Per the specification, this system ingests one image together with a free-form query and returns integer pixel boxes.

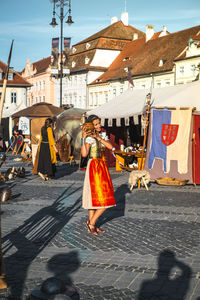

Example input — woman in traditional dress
[81,114,116,236]
[33,118,58,181]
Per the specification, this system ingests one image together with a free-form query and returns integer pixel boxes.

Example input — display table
[114,150,146,171]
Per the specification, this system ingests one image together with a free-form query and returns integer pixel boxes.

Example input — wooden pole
[0,40,14,290]
[0,40,14,124]
[138,93,151,189]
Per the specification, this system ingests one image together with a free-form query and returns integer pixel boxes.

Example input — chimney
[121,12,128,26]
[145,25,154,42]
[111,16,118,24]
[162,25,167,33]
[133,33,138,40]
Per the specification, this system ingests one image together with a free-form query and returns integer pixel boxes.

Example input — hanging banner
[51,38,59,74]
[19,117,30,135]
[63,37,71,74]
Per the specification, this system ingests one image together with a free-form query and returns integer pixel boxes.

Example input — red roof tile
[0,61,31,86]
[90,25,200,84]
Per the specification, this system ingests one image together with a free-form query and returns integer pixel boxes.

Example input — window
[43,96,45,102]
[142,84,146,89]
[0,72,2,80]
[179,66,184,76]
[120,87,123,94]
[85,57,90,64]
[8,72,13,80]
[90,93,93,106]
[0,92,1,99]
[95,93,98,106]
[70,94,73,105]
[156,82,161,88]
[104,92,108,103]
[43,81,45,90]
[165,81,170,86]
[113,89,116,98]
[11,92,17,104]
[191,65,196,76]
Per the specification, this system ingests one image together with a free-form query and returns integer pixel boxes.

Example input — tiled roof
[69,21,145,72]
[0,61,31,86]
[32,56,51,74]
[73,21,145,46]
[90,37,146,84]
[90,25,200,84]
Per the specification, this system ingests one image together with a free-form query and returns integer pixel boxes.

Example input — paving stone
[0,154,200,299]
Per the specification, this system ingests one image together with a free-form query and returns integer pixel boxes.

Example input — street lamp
[50,0,74,107]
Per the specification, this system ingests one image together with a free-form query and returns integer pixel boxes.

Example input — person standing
[33,118,58,181]
[81,114,116,236]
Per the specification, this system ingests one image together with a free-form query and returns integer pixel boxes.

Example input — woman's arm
[81,128,90,157]
[92,133,113,150]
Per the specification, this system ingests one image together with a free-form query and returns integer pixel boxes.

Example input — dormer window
[85,57,90,64]
[72,61,76,68]
[123,57,130,61]
[86,43,91,50]
[72,47,77,54]
[8,69,14,80]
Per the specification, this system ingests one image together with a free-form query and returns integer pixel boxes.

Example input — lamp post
[50,0,74,108]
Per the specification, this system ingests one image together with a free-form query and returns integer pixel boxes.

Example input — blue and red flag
[148,109,192,174]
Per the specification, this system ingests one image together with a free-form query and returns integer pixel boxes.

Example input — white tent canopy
[87,80,200,125]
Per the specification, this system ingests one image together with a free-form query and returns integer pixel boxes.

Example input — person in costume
[81,114,116,236]
[32,118,58,181]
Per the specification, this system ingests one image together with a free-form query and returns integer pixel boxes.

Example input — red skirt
[89,158,116,207]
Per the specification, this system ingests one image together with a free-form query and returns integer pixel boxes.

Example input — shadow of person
[31,251,80,299]
[54,163,79,179]
[137,249,191,300]
[98,183,131,227]
[2,184,82,300]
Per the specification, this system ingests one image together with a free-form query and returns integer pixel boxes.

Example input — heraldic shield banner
[147,109,192,174]
[161,124,179,146]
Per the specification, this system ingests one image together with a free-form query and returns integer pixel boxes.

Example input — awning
[87,80,200,126]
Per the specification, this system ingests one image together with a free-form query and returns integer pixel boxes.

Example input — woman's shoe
[85,221,98,236]
[38,172,46,181]
[96,227,105,234]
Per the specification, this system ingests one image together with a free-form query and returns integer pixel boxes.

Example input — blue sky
[0,0,199,71]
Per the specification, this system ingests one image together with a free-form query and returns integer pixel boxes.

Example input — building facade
[54,13,145,108]
[0,60,31,140]
[21,57,55,107]
[88,25,200,109]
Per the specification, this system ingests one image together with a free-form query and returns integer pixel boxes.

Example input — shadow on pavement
[99,183,131,227]
[2,184,82,300]
[137,249,192,300]
[54,163,80,179]
[29,251,80,299]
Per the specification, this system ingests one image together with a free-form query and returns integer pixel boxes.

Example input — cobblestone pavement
[0,155,200,299]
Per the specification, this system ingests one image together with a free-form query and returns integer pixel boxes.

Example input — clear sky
[0,0,199,71]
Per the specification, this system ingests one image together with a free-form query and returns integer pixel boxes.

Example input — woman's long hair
[41,118,53,140]
[86,115,100,123]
